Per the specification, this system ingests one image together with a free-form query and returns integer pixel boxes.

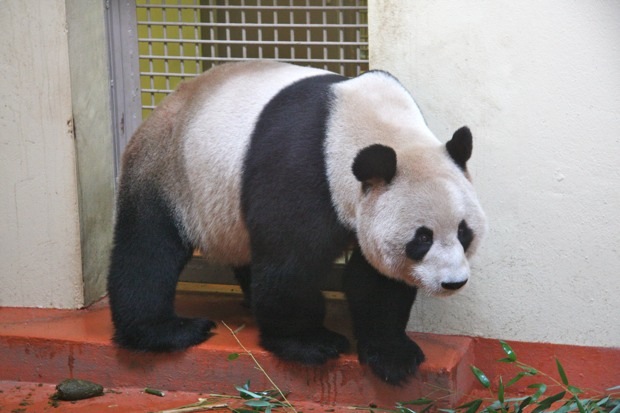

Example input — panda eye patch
[406,227,434,261]
[458,220,474,252]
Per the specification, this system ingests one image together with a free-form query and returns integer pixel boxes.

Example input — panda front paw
[260,327,350,365]
[358,336,425,385]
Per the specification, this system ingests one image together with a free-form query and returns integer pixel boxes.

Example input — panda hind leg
[344,248,424,385]
[233,266,252,309]
[108,186,215,352]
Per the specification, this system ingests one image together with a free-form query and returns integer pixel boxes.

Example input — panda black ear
[352,144,397,187]
[446,126,473,171]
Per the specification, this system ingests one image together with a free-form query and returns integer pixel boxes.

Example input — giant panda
[108,60,487,385]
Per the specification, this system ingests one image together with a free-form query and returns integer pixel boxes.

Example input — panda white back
[175,61,330,265]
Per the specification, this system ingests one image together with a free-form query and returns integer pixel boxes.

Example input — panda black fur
[108,61,487,385]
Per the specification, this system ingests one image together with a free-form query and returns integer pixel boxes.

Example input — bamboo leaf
[567,385,583,395]
[596,396,610,407]
[532,391,567,413]
[456,399,483,409]
[527,383,547,401]
[235,385,264,400]
[400,398,434,406]
[553,401,575,413]
[420,404,435,413]
[541,390,566,405]
[556,358,569,385]
[452,399,482,411]
[256,389,289,400]
[456,399,483,413]
[506,372,526,387]
[607,385,620,391]
[516,396,532,413]
[574,396,586,413]
[465,399,483,413]
[244,400,272,408]
[580,398,593,408]
[144,387,166,397]
[470,366,491,388]
[228,353,240,361]
[503,397,530,404]
[498,377,505,404]
[499,341,517,362]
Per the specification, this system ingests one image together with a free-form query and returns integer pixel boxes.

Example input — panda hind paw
[114,316,216,352]
[359,337,426,386]
[260,327,350,365]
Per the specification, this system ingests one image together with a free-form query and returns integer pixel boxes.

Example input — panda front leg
[344,248,425,385]
[107,186,215,352]
[250,260,350,365]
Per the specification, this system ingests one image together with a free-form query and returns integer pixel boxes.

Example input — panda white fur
[108,60,487,385]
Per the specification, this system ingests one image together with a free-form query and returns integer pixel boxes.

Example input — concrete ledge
[0,292,475,407]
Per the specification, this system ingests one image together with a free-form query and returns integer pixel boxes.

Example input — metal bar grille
[136,0,369,117]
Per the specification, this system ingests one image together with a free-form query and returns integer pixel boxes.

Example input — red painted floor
[0,380,366,413]
[0,290,618,412]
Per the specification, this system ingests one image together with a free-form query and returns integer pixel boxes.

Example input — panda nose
[441,280,468,290]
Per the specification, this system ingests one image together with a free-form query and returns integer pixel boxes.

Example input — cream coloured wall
[369,1,620,347]
[0,1,84,308]
[0,0,114,308]
[66,0,116,306]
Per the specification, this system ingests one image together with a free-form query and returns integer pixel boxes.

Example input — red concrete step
[0,291,476,408]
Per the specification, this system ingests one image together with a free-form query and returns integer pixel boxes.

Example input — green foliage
[393,341,619,413]
[470,366,492,389]
[232,380,293,413]
[498,341,517,363]
[228,352,241,361]
[556,359,569,386]
[169,336,617,413]
[225,341,618,413]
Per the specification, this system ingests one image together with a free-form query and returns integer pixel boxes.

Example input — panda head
[352,126,487,296]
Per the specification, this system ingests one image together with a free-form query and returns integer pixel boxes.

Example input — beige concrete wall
[66,0,116,306]
[0,1,84,308]
[369,1,620,347]
[0,0,114,308]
